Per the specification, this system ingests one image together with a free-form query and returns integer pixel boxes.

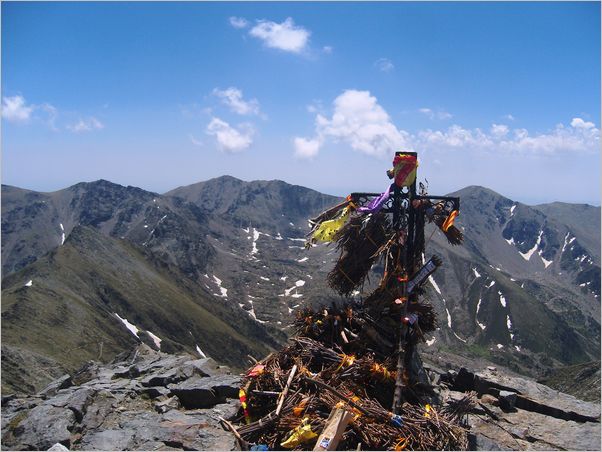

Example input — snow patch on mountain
[519,230,543,261]
[115,313,139,338]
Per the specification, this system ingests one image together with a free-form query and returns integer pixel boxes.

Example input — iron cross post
[351,151,460,414]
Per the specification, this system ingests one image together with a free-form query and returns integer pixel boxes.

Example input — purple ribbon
[357,184,392,213]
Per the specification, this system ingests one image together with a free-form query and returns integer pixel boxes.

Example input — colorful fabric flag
[392,154,418,187]
[357,184,392,214]
[311,206,352,243]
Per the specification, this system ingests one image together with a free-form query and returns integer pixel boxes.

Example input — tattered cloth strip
[310,205,353,243]
[357,184,392,214]
[392,154,418,188]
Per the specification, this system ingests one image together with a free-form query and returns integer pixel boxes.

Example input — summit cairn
[229,152,473,450]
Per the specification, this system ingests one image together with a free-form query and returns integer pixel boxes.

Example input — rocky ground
[1,344,600,451]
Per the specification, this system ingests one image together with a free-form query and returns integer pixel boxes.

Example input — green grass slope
[1,226,280,394]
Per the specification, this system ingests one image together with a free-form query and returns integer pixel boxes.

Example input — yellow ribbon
[311,206,352,243]
[336,353,355,371]
[280,418,318,448]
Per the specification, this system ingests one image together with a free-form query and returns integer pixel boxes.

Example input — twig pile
[229,310,475,450]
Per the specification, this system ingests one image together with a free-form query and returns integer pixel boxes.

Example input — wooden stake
[312,407,354,451]
[275,364,297,416]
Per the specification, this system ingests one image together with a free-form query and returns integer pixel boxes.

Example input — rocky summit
[1,344,241,451]
[1,344,599,451]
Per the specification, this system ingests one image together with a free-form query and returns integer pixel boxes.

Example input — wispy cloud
[67,117,104,133]
[249,17,310,54]
[212,87,260,116]
[374,58,394,72]
[417,118,599,154]
[1,95,34,122]
[322,45,333,54]
[189,134,203,147]
[419,107,453,120]
[294,89,410,159]
[503,114,516,121]
[294,90,599,159]
[206,117,254,152]
[229,16,249,29]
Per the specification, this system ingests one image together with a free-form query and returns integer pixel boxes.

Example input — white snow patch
[505,237,515,246]
[510,204,516,216]
[115,313,140,338]
[280,276,288,281]
[289,222,295,226]
[242,227,250,233]
[506,315,513,331]
[291,293,303,298]
[24,280,33,287]
[496,344,504,349]
[147,331,162,349]
[288,246,305,250]
[260,276,270,281]
[475,298,486,330]
[144,225,148,228]
[519,230,543,261]
[295,280,306,287]
[486,280,495,289]
[498,291,507,308]
[445,306,452,328]
[426,337,436,346]
[429,276,442,295]
[539,253,553,268]
[351,290,360,297]
[196,345,207,358]
[59,223,65,245]
[275,233,283,240]
[297,257,309,263]
[288,238,306,242]
[251,228,261,255]
[212,275,228,297]
[472,268,481,278]
[561,232,570,253]
[514,345,521,352]
[453,331,467,343]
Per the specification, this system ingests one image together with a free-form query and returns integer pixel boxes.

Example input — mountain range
[2,176,600,394]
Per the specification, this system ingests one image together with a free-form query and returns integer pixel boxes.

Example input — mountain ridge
[2,176,599,394]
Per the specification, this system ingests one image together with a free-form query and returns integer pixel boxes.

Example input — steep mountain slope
[1,226,279,394]
[2,177,599,383]
[421,186,600,375]
[2,180,214,279]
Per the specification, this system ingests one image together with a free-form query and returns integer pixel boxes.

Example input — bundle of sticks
[228,328,476,451]
[327,212,395,297]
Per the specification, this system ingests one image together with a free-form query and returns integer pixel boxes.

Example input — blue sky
[2,1,600,205]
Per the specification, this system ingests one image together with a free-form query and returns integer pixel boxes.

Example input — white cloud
[417,118,599,155]
[374,58,394,72]
[322,45,333,54]
[296,89,411,159]
[67,117,104,133]
[294,137,322,159]
[249,17,310,53]
[419,107,453,120]
[189,134,203,147]
[491,124,509,137]
[2,95,34,122]
[206,117,254,152]
[212,87,260,116]
[229,16,249,29]
[570,117,595,130]
[503,114,516,121]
